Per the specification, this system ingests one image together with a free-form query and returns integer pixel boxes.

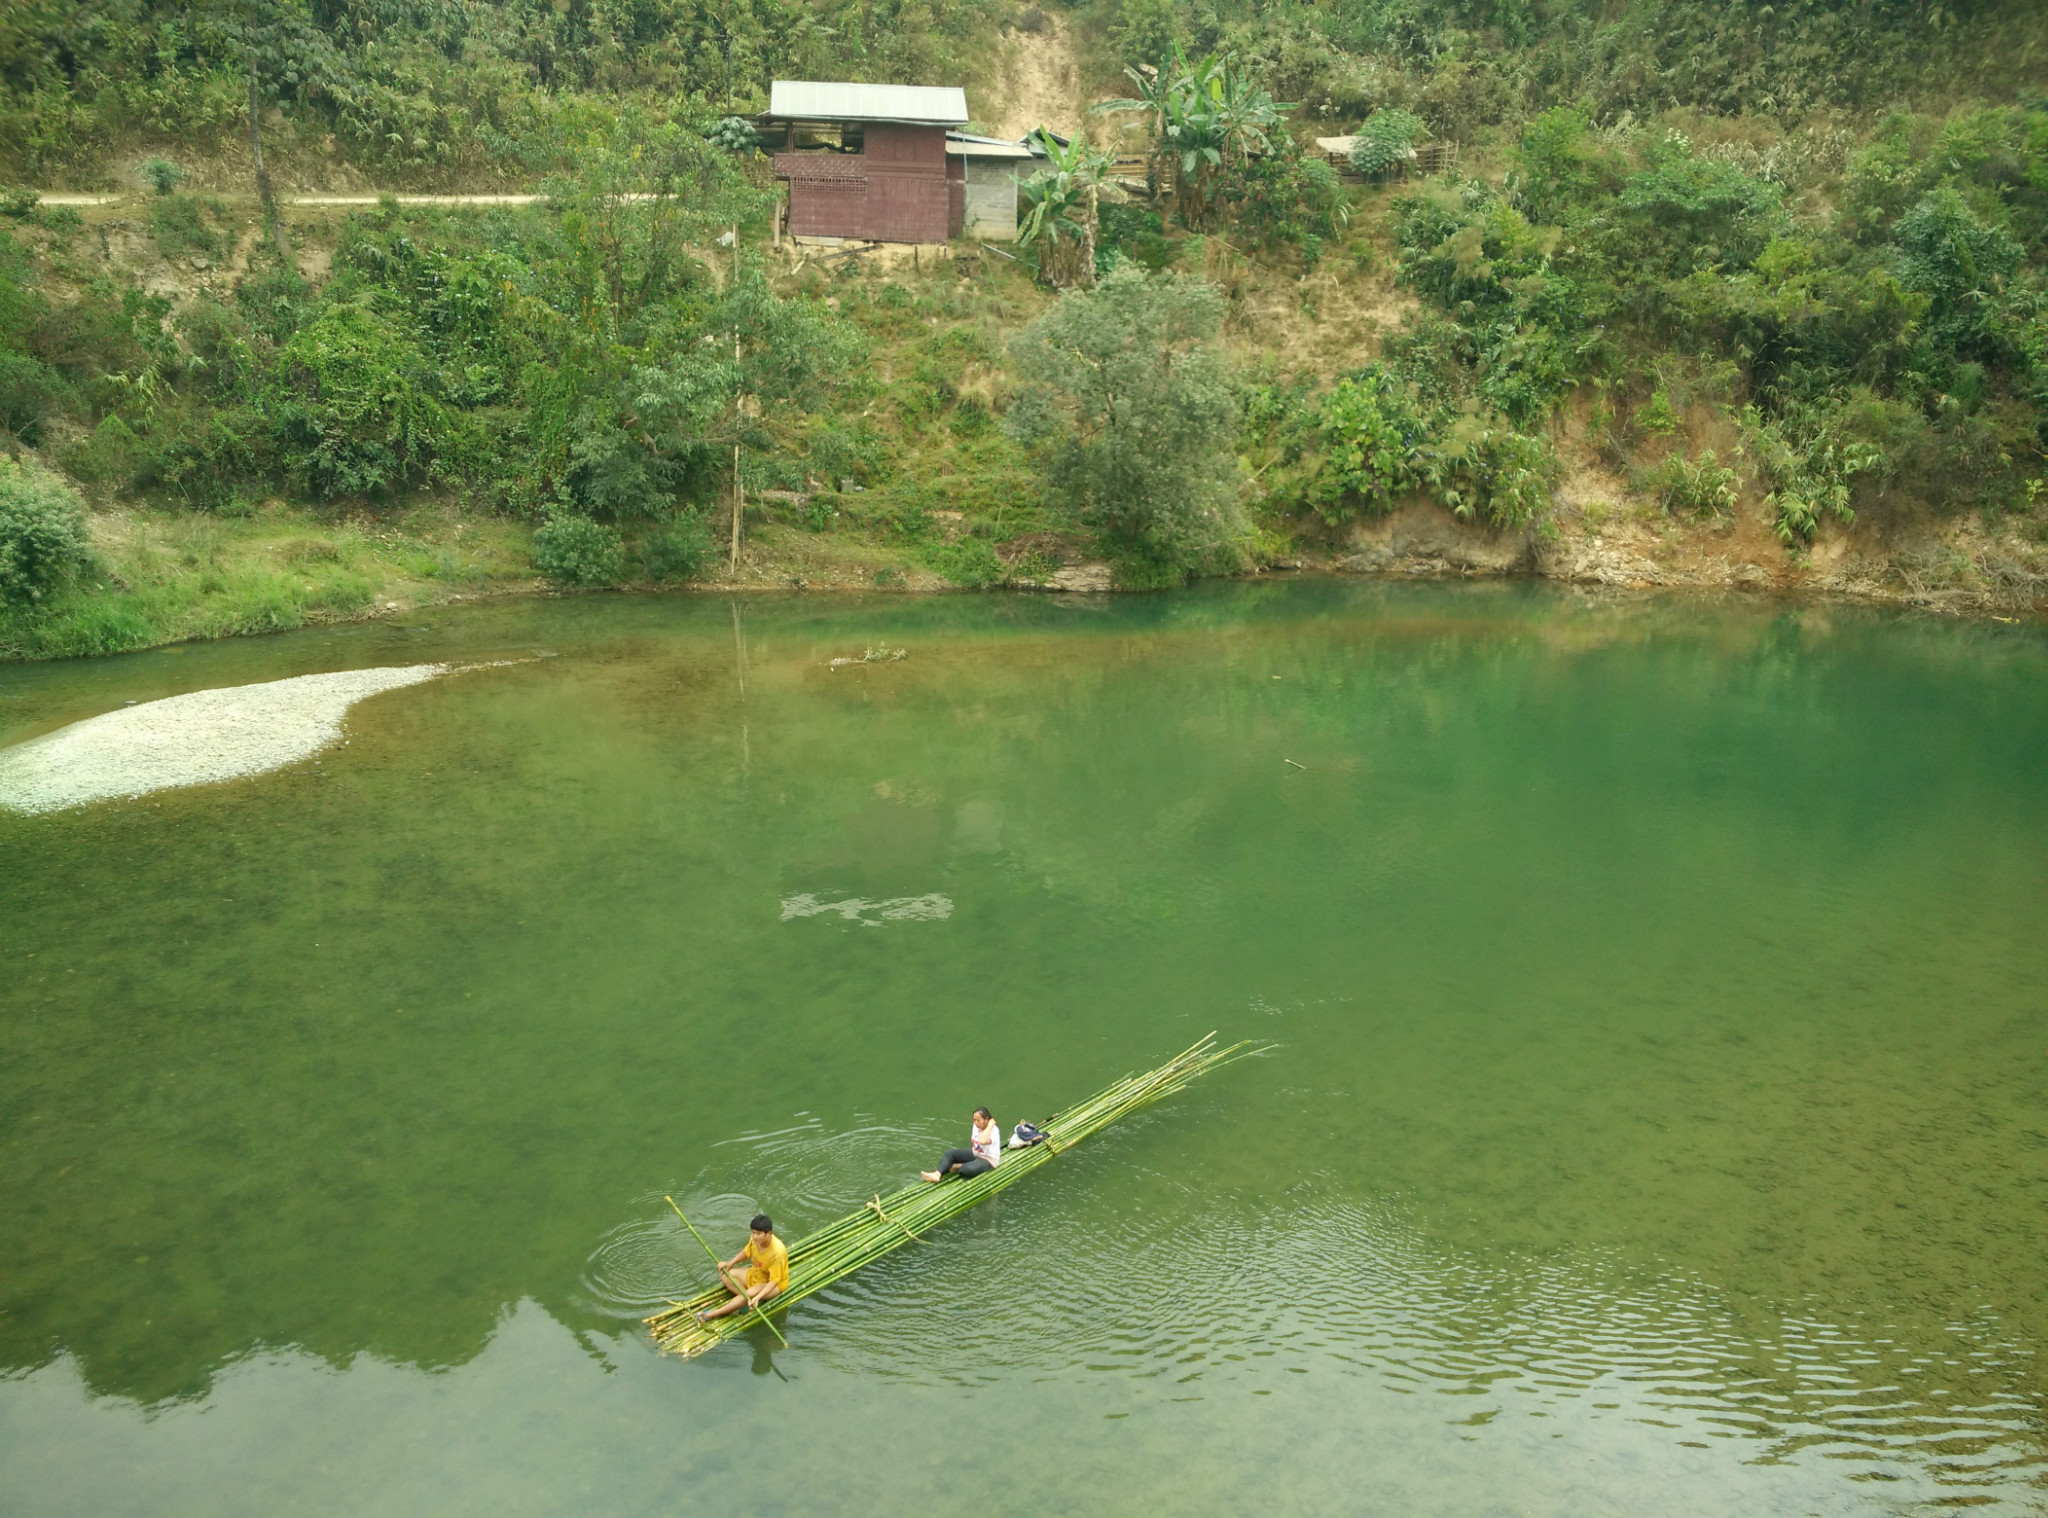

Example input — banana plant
[1018,131,1113,287]
[1094,54,1190,197]
[1100,46,1292,230]
[1160,54,1228,229]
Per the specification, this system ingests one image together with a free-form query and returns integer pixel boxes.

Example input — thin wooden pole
[730,439,742,573]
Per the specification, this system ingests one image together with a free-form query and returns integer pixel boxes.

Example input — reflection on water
[6,1200,2037,1516]
[1,582,2043,1515]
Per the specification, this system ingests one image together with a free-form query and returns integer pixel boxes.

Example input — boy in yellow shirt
[699,1213,788,1323]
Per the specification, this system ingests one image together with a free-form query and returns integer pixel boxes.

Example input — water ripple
[592,1159,2044,1506]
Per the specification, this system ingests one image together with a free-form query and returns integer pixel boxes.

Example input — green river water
[1,581,2043,1516]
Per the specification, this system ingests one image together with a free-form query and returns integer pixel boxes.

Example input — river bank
[5,486,2038,664]
[0,175,2039,667]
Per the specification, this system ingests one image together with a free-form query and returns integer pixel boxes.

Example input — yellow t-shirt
[745,1234,789,1291]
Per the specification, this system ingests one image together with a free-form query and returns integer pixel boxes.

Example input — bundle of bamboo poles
[647,1033,1264,1357]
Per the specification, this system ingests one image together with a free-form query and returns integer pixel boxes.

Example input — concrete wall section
[963,173,1017,240]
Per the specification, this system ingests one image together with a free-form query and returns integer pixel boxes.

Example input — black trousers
[936,1147,992,1178]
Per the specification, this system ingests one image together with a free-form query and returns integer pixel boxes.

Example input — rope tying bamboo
[865,1194,926,1243]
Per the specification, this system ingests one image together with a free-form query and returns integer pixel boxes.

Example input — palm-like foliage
[1096,57,1179,197]
[1097,46,1290,230]
[1018,131,1112,287]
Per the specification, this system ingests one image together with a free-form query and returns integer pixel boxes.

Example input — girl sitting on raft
[922,1107,1001,1182]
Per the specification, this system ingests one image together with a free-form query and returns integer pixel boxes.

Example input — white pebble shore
[0,664,459,815]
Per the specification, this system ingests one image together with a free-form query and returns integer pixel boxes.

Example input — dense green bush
[1292,367,1559,531]
[1005,266,1245,575]
[640,515,713,581]
[0,456,93,606]
[1350,110,1424,177]
[1096,205,1181,273]
[532,513,624,587]
[1645,449,1740,518]
[271,304,457,498]
[151,196,228,261]
[1306,369,1430,521]
[922,533,1006,587]
[1218,144,1347,261]
[137,157,186,196]
[1893,188,2024,360]
[0,349,64,445]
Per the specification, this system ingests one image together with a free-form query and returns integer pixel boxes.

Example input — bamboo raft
[647,1033,1264,1357]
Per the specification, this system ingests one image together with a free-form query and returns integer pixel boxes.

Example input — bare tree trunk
[729,301,743,575]
[248,70,292,263]
[1081,183,1098,287]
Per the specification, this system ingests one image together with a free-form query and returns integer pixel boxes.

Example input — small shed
[1314,134,1460,182]
[947,132,1043,241]
[764,80,970,244]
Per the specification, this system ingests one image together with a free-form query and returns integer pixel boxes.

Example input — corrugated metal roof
[769,81,969,125]
[946,132,1034,158]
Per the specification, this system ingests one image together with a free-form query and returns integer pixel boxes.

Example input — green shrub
[567,412,685,519]
[1350,111,1424,177]
[1218,145,1348,256]
[236,256,312,345]
[0,349,65,445]
[1893,187,2024,360]
[140,407,265,510]
[533,512,624,587]
[151,196,223,261]
[1645,449,1739,518]
[1635,390,1679,434]
[1433,414,1557,530]
[138,157,186,195]
[1308,368,1429,521]
[59,413,143,483]
[271,304,453,498]
[641,515,713,581]
[1619,144,1783,273]
[1515,107,1617,221]
[1097,204,1180,273]
[922,534,1005,587]
[1743,399,1890,547]
[0,456,93,606]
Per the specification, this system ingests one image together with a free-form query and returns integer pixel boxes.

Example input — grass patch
[0,502,535,661]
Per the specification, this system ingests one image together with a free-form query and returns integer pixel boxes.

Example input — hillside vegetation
[1,0,2045,656]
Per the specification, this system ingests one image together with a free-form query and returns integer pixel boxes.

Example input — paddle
[666,1195,790,1348]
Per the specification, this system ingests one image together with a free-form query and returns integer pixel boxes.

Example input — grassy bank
[0,497,538,660]
[1,0,2045,662]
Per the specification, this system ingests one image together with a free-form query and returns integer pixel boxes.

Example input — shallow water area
[1,582,2044,1516]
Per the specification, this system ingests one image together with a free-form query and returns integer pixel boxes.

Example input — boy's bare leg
[698,1266,752,1321]
[699,1279,780,1323]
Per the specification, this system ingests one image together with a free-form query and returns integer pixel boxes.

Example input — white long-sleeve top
[971,1118,1002,1168]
